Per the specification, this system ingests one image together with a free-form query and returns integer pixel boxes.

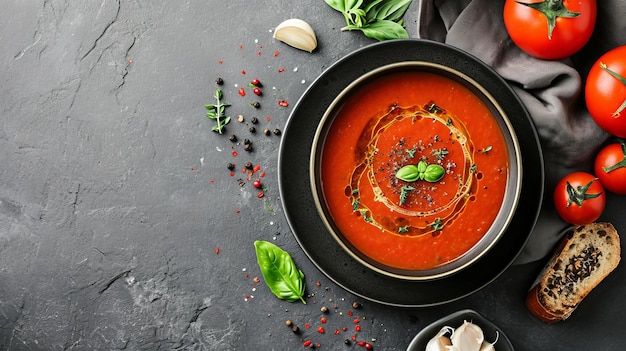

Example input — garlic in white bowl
[425,320,498,351]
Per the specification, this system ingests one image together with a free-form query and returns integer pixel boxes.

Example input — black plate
[406,309,514,350]
[278,39,544,307]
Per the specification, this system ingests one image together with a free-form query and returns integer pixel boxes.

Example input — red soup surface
[319,70,510,271]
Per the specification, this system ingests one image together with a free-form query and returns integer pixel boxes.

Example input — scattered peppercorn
[292,326,300,334]
[251,117,258,124]
[229,134,237,142]
[263,128,271,136]
[344,339,351,345]
[365,342,373,350]
[320,306,328,313]
[249,126,256,133]
[285,320,293,327]
[244,162,253,169]
[253,179,262,188]
[251,78,262,87]
[227,163,235,171]
[250,101,261,108]
[237,114,245,123]
[273,128,282,136]
[253,87,262,96]
[244,138,251,145]
[352,301,361,309]
[215,77,224,85]
[244,143,253,152]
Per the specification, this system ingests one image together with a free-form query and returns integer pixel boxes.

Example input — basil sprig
[396,161,445,183]
[324,0,412,41]
[254,240,306,304]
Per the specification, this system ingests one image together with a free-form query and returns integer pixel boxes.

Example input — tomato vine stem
[516,0,580,39]
[565,178,602,207]
[600,62,626,118]
[602,140,626,173]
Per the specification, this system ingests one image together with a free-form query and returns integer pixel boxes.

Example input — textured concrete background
[1,1,625,350]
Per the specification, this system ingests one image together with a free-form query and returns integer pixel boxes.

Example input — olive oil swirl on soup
[320,71,510,270]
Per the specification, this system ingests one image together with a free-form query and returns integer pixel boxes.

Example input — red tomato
[503,0,596,60]
[594,141,626,194]
[585,45,626,138]
[553,172,605,225]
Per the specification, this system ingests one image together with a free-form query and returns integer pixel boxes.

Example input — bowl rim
[309,61,523,281]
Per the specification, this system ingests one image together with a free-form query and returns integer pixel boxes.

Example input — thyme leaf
[205,88,231,134]
[399,185,415,206]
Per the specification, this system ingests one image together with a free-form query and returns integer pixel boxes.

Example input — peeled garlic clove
[479,340,496,351]
[425,326,454,351]
[273,18,317,52]
[450,321,484,351]
[425,335,452,351]
[479,330,499,351]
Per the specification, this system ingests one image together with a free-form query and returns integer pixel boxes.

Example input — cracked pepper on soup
[319,69,510,271]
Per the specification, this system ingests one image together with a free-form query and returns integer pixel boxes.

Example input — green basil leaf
[345,0,361,11]
[325,0,345,12]
[359,20,409,41]
[364,0,386,22]
[254,240,306,304]
[396,164,420,182]
[347,7,367,27]
[369,0,412,22]
[424,164,445,183]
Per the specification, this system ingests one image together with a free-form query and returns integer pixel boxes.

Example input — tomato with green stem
[503,0,596,60]
[585,45,626,138]
[554,172,605,225]
[594,140,626,195]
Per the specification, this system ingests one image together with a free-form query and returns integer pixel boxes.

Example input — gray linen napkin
[415,0,626,263]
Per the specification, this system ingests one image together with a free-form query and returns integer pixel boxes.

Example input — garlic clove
[425,326,454,351]
[479,330,499,351]
[450,321,484,351]
[479,340,496,351]
[273,18,317,53]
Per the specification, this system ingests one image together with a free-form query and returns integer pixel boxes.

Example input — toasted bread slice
[526,222,621,323]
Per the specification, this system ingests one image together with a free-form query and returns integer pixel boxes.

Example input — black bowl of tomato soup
[310,62,523,280]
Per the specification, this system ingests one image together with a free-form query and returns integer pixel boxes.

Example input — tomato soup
[317,67,513,272]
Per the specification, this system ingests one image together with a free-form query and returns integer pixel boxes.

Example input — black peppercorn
[229,134,237,142]
[243,138,251,145]
[251,117,258,124]
[250,101,260,109]
[291,326,300,334]
[273,128,282,136]
[244,162,253,169]
[244,143,253,152]
[227,163,235,171]
[249,126,256,133]
[263,128,271,136]
[215,77,224,85]
[352,301,361,309]
[344,339,351,345]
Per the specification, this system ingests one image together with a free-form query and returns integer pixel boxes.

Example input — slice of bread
[526,222,621,323]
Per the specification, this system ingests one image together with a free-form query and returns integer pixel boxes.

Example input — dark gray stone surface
[1,1,625,350]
